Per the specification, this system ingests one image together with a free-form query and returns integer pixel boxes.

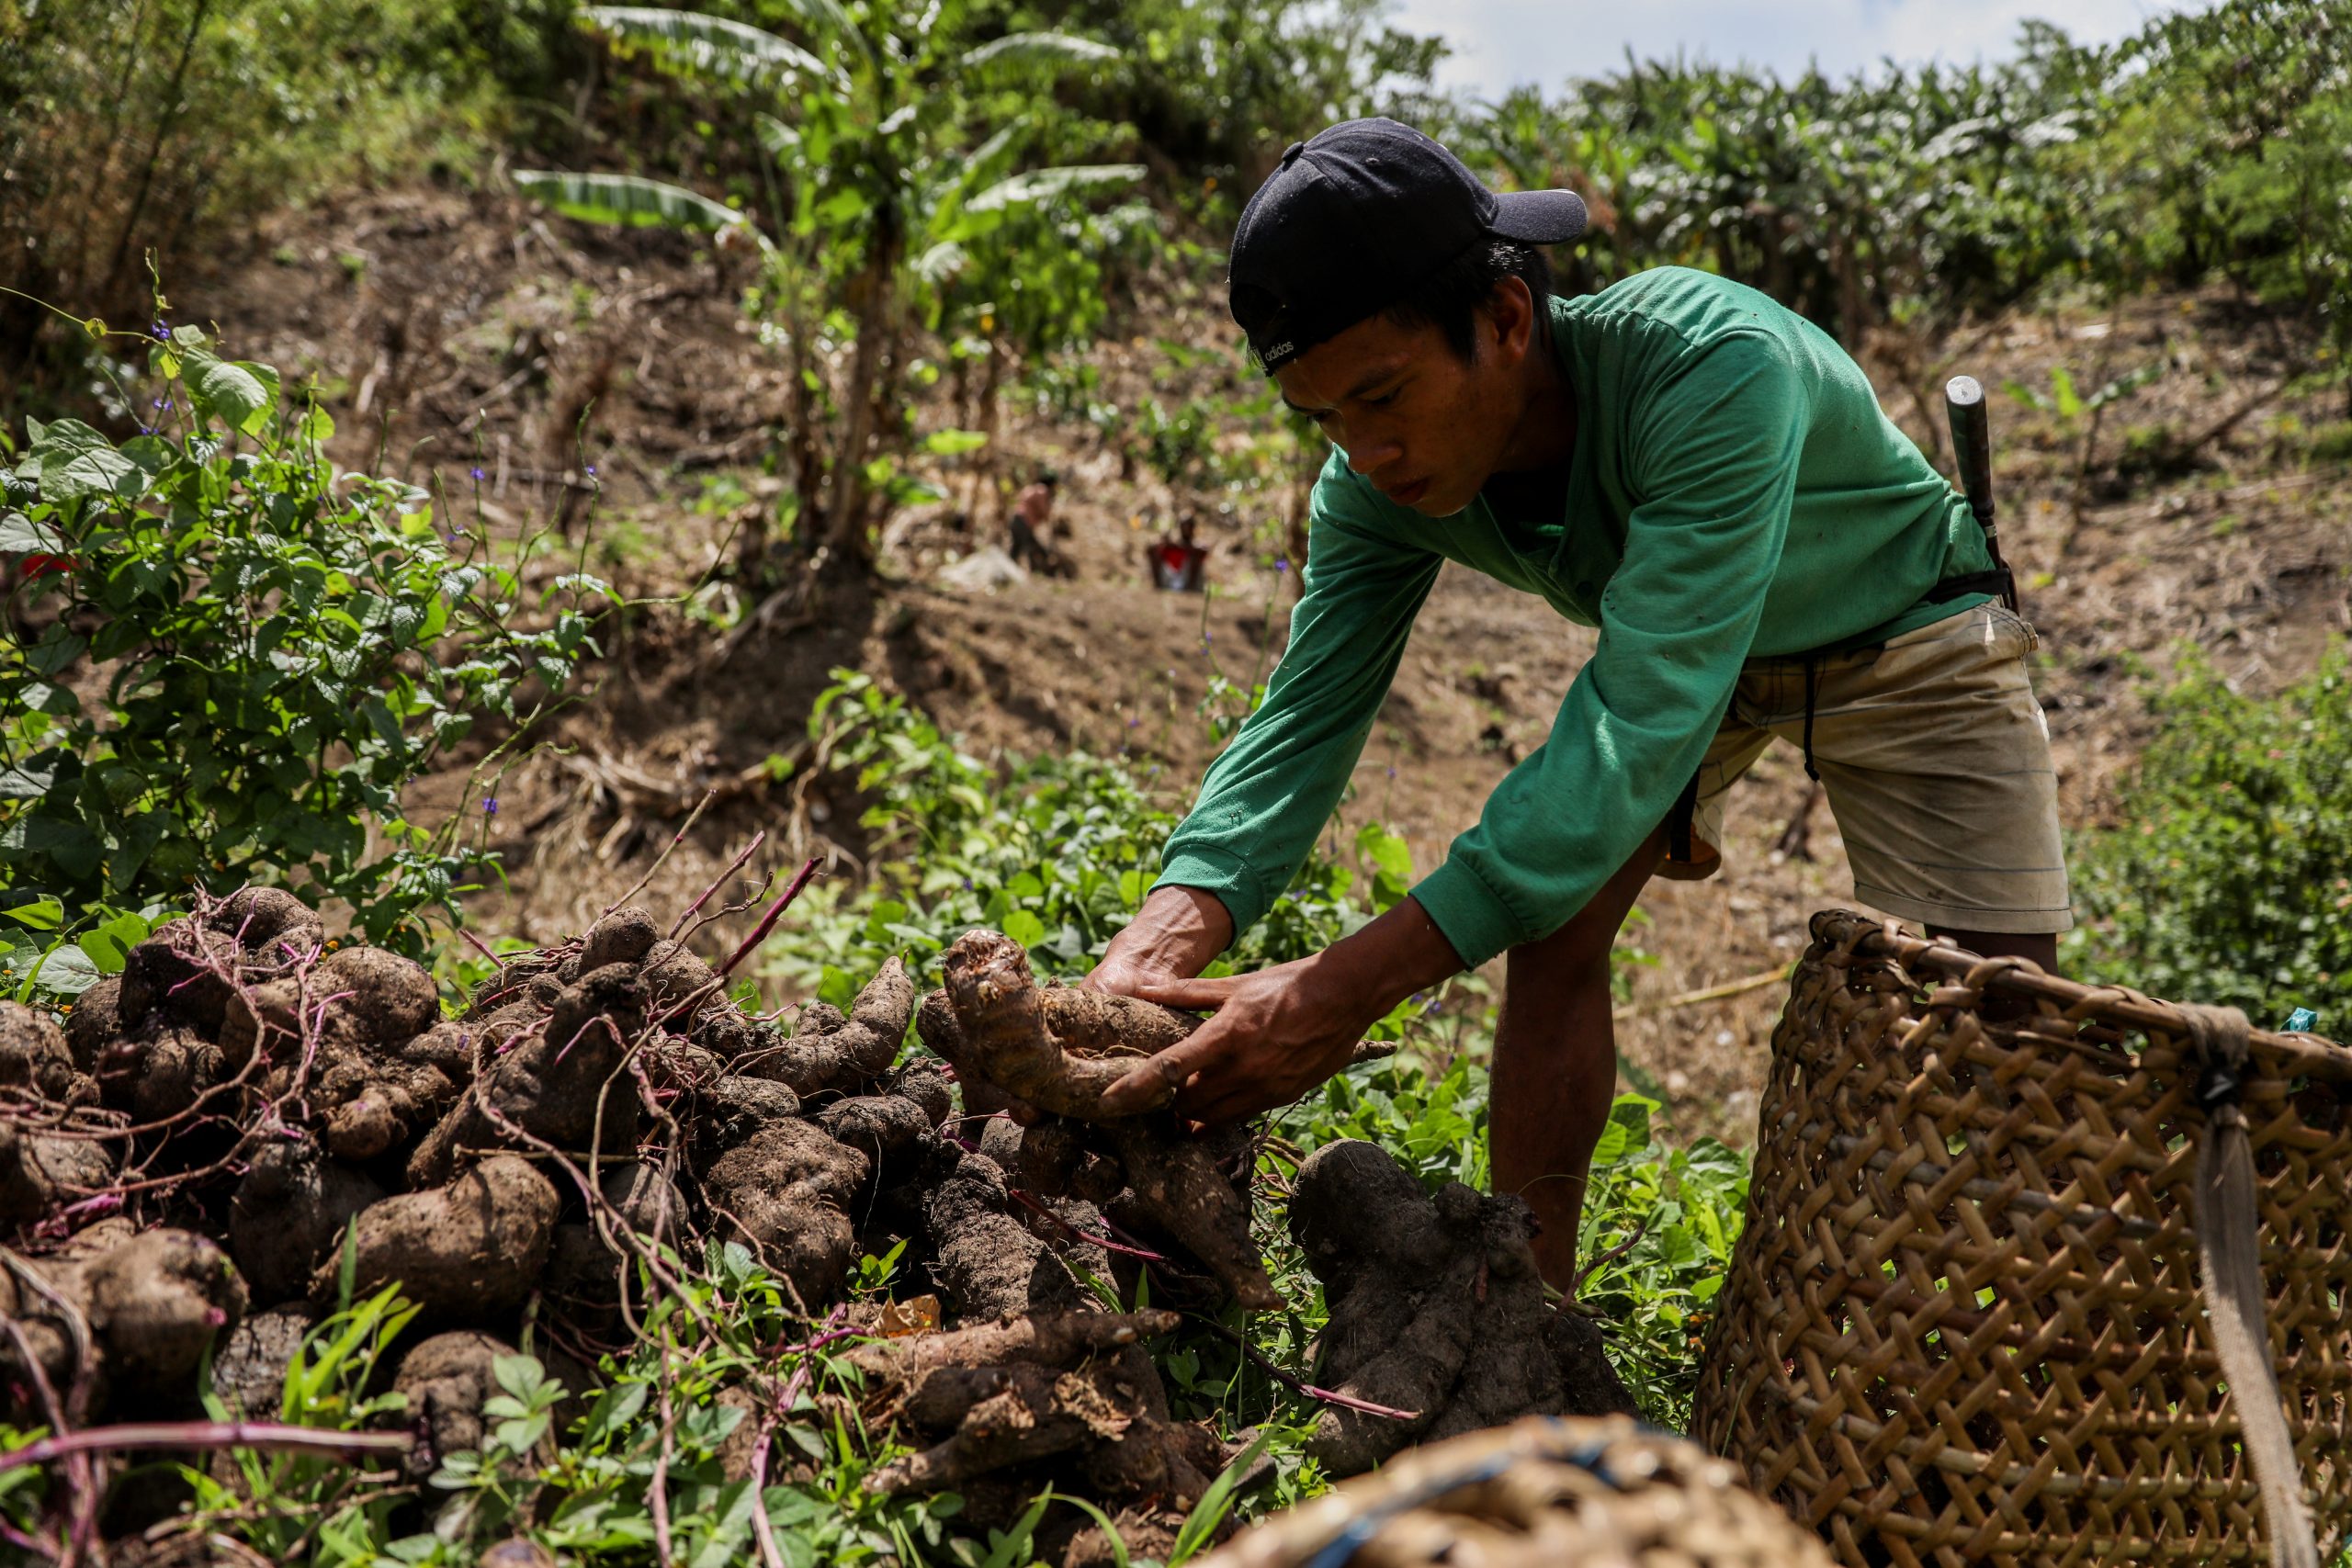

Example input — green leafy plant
[1574,1096,1748,1427]
[0,319,608,955]
[174,1282,421,1560]
[519,2,1147,578]
[425,1353,573,1542]
[2067,642,2352,1024]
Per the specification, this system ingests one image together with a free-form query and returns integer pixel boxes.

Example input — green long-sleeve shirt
[1154,265,1996,968]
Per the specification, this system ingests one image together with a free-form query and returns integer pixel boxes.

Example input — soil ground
[180,181,2352,1144]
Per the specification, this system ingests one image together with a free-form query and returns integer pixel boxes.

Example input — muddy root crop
[1284,1138,1636,1477]
[0,892,1616,1567]
[919,931,1280,1308]
[848,1307,1225,1557]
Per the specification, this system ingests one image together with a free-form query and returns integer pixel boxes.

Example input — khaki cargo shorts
[1660,600,2073,934]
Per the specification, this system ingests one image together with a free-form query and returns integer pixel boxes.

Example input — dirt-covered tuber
[1285,1139,1634,1476]
[739,955,916,1097]
[317,1155,559,1321]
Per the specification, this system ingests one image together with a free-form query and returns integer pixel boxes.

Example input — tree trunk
[966,335,1005,533]
[821,242,899,569]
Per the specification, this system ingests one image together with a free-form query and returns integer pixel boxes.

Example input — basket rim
[1811,909,2352,1085]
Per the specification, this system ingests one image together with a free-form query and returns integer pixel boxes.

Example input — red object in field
[17,553,74,581]
[1150,542,1206,592]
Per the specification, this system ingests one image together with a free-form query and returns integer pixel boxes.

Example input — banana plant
[516,2,1144,578]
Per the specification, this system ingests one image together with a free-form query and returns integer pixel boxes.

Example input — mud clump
[395,1330,524,1477]
[0,1227,248,1405]
[920,931,1279,1309]
[703,1121,870,1308]
[1284,1138,1635,1476]
[229,1139,386,1306]
[211,1304,315,1418]
[321,1155,560,1320]
[849,1310,1227,1558]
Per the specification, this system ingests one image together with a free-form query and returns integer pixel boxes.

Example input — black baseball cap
[1228,118,1588,372]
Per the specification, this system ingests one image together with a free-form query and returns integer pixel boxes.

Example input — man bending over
[1087,119,2068,1290]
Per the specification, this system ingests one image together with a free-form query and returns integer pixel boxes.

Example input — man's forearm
[1092,885,1235,986]
[1312,894,1464,1019]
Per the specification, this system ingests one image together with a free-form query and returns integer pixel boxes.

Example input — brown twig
[457,927,507,974]
[605,785,720,916]
[1182,1315,1419,1423]
[750,1304,847,1568]
[668,829,766,941]
[1611,964,1795,1021]
[0,1421,413,1473]
[1569,1217,1652,1298]
[715,856,822,981]
[650,1343,676,1568]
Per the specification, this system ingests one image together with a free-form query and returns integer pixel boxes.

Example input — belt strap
[1920,566,2017,607]
[2179,1003,2319,1568]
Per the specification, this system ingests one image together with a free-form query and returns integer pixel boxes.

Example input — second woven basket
[1693,910,2352,1567]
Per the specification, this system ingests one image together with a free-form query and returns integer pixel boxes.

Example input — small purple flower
[152,396,170,410]
[482,797,500,817]
[138,424,153,435]
[446,531,465,547]
[469,465,485,481]
[150,319,170,342]
[1274,558,1290,573]
[583,464,597,478]
[1385,766,1396,779]
[1126,716,1139,728]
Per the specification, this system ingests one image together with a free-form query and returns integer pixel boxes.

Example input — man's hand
[1095,896,1464,1122]
[1084,885,1234,997]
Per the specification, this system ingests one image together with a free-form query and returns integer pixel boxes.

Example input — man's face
[1272,299,1530,518]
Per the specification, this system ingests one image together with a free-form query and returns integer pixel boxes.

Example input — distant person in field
[1148,513,1210,592]
[1085,119,2065,1292]
[1009,468,1065,575]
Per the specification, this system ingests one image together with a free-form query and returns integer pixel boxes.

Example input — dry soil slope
[184,188,2352,1136]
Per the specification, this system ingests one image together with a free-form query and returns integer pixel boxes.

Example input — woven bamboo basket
[1200,1415,1838,1568]
[1692,910,2352,1567]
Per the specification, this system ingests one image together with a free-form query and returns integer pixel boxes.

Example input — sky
[1385,0,2219,98]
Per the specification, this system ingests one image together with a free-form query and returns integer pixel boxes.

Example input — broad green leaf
[911,240,967,284]
[754,113,802,158]
[491,1352,545,1401]
[0,511,64,552]
[27,419,144,504]
[922,428,988,456]
[958,30,1118,72]
[1001,908,1048,948]
[1,896,64,931]
[763,0,868,62]
[1355,823,1413,884]
[515,170,765,245]
[966,163,1144,213]
[24,942,100,997]
[78,911,151,976]
[0,758,61,797]
[580,6,831,85]
[186,350,279,436]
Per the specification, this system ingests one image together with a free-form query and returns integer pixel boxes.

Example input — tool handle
[1944,375,1998,548]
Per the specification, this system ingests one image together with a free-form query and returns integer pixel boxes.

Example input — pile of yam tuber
[0,892,1633,1562]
